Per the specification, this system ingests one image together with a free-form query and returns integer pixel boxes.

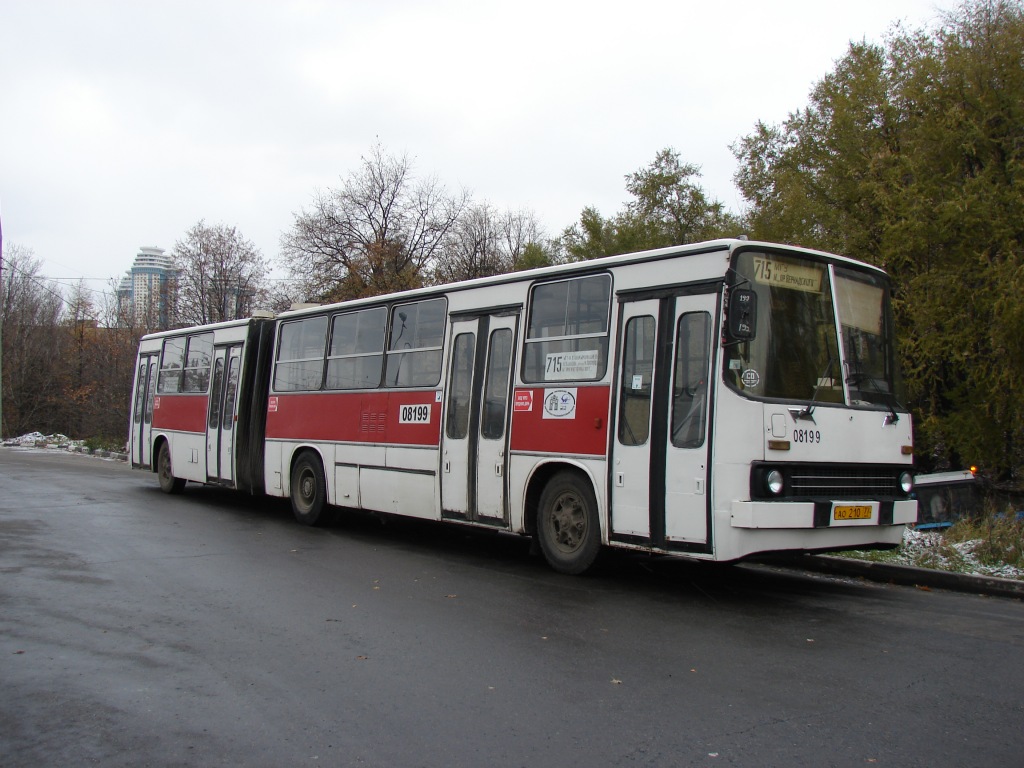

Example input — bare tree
[62,281,97,437]
[174,221,268,326]
[0,244,65,437]
[432,202,511,283]
[432,204,551,284]
[501,208,552,271]
[89,285,143,444]
[281,143,467,301]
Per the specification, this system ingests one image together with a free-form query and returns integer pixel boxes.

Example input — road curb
[0,445,128,462]
[782,554,1024,600]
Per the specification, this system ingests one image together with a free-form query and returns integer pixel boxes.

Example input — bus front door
[206,344,242,485]
[130,353,159,468]
[611,291,716,551]
[440,312,519,524]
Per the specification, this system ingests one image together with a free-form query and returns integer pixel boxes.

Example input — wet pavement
[3,448,1023,767]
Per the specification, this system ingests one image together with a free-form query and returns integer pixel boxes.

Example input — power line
[2,259,94,311]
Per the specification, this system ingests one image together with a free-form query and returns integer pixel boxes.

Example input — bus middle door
[441,312,518,524]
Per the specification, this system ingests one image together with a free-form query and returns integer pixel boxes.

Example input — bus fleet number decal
[793,428,822,444]
[399,404,432,424]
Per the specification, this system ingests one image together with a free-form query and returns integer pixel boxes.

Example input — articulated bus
[128,239,916,573]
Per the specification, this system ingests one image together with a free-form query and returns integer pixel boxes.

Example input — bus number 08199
[793,428,821,444]
[399,404,432,424]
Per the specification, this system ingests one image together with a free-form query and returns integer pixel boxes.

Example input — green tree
[561,148,740,261]
[733,0,1024,483]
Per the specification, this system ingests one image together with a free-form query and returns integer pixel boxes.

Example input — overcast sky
[1,0,950,303]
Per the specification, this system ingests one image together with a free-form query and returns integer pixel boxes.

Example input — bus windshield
[833,267,901,407]
[724,251,902,408]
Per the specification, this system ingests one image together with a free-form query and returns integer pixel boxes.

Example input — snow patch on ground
[2,432,84,449]
[1,432,125,459]
[877,527,1024,581]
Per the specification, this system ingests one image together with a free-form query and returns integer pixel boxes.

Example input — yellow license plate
[834,505,873,521]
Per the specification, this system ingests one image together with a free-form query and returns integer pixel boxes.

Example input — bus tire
[536,471,601,575]
[157,442,185,494]
[290,451,330,526]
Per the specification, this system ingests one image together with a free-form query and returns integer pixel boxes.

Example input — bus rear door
[206,344,243,484]
[131,353,159,468]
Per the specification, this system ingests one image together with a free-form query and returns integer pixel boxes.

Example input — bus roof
[140,239,888,333]
[139,315,268,342]
[274,238,888,321]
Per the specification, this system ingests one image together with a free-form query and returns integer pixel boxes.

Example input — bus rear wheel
[290,451,330,526]
[157,442,185,494]
[537,472,601,575]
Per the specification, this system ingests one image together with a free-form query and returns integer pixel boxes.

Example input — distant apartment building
[116,247,178,329]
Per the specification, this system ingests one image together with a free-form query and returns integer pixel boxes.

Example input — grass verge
[840,503,1024,580]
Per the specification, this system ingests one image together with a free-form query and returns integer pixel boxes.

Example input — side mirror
[727,289,757,340]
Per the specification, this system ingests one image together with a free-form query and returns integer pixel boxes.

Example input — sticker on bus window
[741,369,761,388]
[399,403,432,424]
[268,396,278,413]
[543,389,577,419]
[544,350,599,381]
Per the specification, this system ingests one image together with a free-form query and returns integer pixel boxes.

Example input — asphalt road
[2,448,1023,768]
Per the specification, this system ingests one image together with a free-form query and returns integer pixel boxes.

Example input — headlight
[766,469,785,496]
[899,471,914,494]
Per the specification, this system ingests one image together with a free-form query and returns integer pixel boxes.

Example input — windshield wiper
[794,357,834,423]
[846,370,901,424]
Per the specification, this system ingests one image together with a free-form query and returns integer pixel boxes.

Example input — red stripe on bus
[266,390,442,446]
[509,386,610,456]
[151,394,209,434]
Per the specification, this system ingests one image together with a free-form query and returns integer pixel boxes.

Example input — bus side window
[182,333,214,393]
[617,315,655,446]
[158,336,186,393]
[671,312,711,449]
[133,361,148,423]
[386,298,447,388]
[481,329,513,440]
[446,333,475,439]
[326,307,386,389]
[223,355,240,431]
[274,316,328,392]
[208,357,225,428]
[145,360,157,424]
[523,274,611,383]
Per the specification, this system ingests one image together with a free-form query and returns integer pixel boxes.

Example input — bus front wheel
[157,442,185,494]
[536,472,601,575]
[290,451,330,526]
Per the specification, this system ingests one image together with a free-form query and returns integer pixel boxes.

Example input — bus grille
[789,467,899,498]
[751,463,908,500]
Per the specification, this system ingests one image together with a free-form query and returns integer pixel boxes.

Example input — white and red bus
[129,239,917,573]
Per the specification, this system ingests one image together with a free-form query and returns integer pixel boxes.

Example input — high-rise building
[116,247,178,329]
